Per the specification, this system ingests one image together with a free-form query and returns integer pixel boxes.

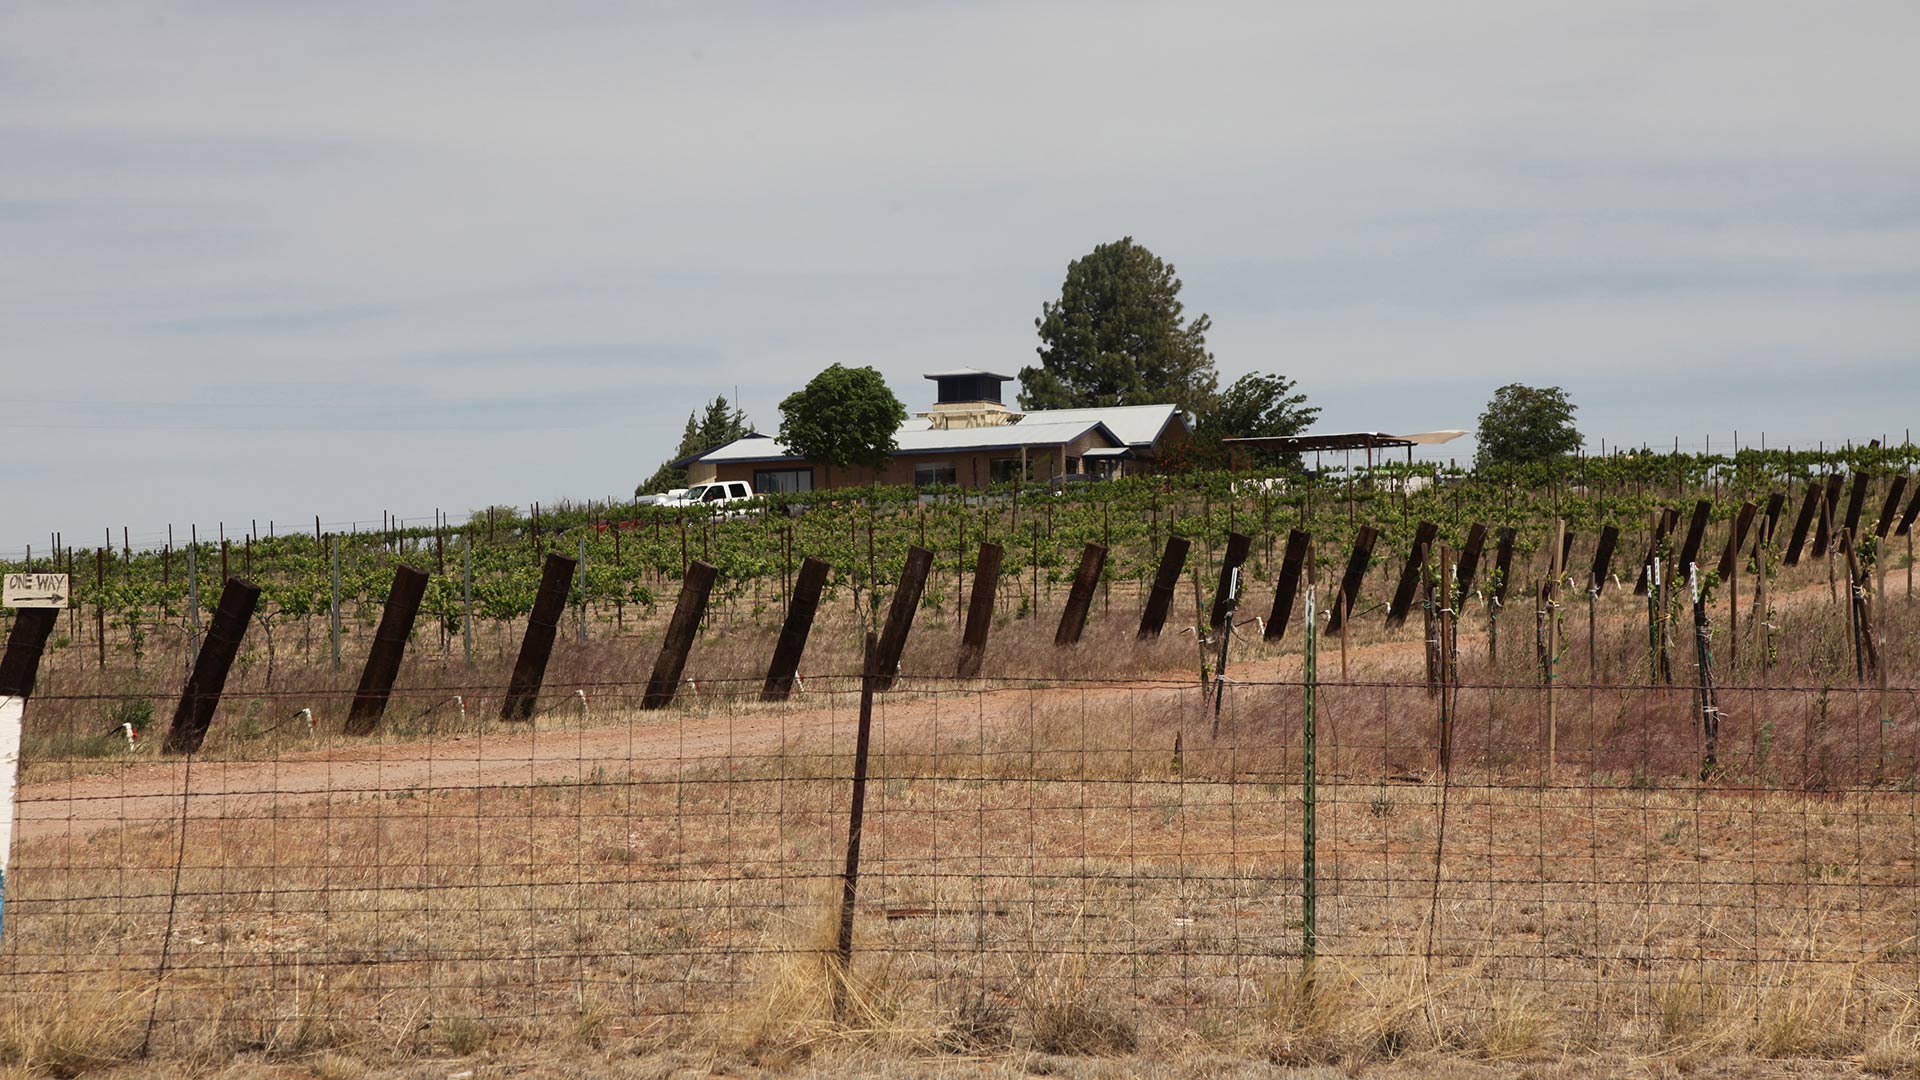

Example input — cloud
[0,1,1916,547]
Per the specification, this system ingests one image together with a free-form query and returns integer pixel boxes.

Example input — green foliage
[1185,370,1320,471]
[1475,384,1582,470]
[638,394,753,495]
[777,364,908,475]
[1019,237,1218,417]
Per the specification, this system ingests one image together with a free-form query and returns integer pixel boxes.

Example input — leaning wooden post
[833,631,879,1015]
[1783,480,1821,566]
[1589,524,1619,682]
[1455,522,1489,597]
[0,609,58,703]
[345,565,431,736]
[1325,525,1379,637]
[1055,543,1107,646]
[956,541,1003,677]
[1138,535,1190,639]
[501,553,578,721]
[1266,529,1311,642]
[1673,500,1712,580]
[643,560,718,710]
[1386,520,1439,628]
[873,545,933,691]
[163,577,261,754]
[1208,532,1252,631]
[762,556,829,701]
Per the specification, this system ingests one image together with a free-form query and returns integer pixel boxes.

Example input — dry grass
[0,979,145,1078]
[6,555,1920,1076]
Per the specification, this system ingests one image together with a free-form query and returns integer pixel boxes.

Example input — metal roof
[1222,430,1463,454]
[1012,403,1183,448]
[922,367,1014,381]
[684,419,1124,466]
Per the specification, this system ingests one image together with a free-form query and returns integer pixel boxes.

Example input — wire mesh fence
[3,672,1918,1062]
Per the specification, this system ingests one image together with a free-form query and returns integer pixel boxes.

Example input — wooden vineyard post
[163,577,261,754]
[1784,480,1821,566]
[1386,520,1439,629]
[874,545,933,691]
[502,553,580,721]
[1056,543,1107,647]
[1138,536,1190,640]
[1455,522,1488,597]
[833,632,879,1016]
[1325,525,1378,638]
[957,542,1003,677]
[0,609,58,703]
[1875,474,1907,539]
[643,560,718,710]
[763,556,830,701]
[1673,500,1712,581]
[344,565,431,736]
[1209,532,1252,631]
[1266,529,1310,642]
[1589,524,1619,683]
[1843,471,1871,539]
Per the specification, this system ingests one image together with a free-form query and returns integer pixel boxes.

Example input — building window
[913,462,958,488]
[990,458,1026,484]
[753,468,813,493]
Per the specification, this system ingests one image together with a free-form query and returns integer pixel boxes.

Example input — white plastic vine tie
[1688,562,1699,604]
[122,722,137,749]
[795,672,806,693]
[576,689,590,723]
[454,695,468,724]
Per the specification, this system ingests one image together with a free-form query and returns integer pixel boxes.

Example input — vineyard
[9,445,1920,689]
[4,444,1920,1077]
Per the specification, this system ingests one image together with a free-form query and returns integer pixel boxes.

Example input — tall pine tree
[636,394,752,494]
[1019,237,1219,417]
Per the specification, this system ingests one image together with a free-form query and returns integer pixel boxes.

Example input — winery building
[681,369,1190,492]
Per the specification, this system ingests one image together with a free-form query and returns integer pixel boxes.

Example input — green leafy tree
[1019,237,1218,417]
[777,364,908,484]
[1474,383,1582,469]
[637,394,753,495]
[1176,371,1321,472]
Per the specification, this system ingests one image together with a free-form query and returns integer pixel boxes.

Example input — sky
[2,1,1916,555]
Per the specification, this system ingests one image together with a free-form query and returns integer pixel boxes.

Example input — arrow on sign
[9,595,64,605]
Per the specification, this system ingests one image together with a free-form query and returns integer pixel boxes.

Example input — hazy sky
[3,2,1916,554]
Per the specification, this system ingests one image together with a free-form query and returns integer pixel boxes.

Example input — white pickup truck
[666,480,757,512]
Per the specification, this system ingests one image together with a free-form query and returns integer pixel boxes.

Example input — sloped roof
[1015,403,1184,448]
[684,419,1123,466]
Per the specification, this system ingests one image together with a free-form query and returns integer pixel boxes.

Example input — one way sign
[3,573,69,609]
